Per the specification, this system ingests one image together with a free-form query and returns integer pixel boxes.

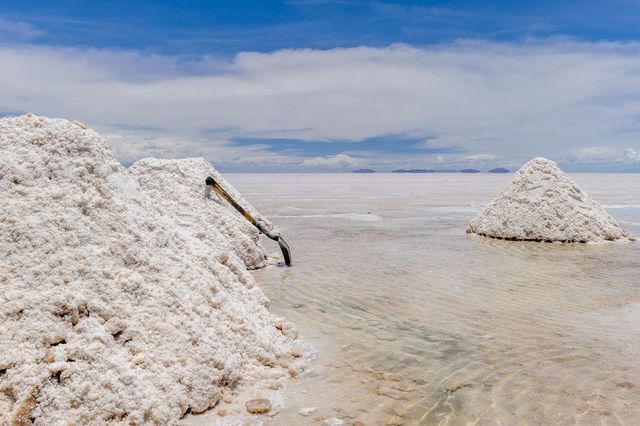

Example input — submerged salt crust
[0,114,301,425]
[467,157,635,242]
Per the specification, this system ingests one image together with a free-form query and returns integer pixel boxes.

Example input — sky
[1,1,640,172]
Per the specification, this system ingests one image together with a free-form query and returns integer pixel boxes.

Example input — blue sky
[1,1,640,171]
[4,1,640,54]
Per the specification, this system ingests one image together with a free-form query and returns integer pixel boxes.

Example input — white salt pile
[128,157,271,270]
[467,157,635,242]
[0,114,302,425]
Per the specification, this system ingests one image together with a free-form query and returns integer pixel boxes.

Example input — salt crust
[0,114,301,425]
[467,157,635,242]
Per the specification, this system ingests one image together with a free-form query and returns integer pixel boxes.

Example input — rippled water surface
[228,173,640,425]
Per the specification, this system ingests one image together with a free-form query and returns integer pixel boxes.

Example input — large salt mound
[0,114,301,425]
[467,157,634,242]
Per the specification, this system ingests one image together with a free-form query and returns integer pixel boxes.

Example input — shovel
[206,176,291,266]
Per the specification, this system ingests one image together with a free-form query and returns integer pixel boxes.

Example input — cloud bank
[1,41,640,171]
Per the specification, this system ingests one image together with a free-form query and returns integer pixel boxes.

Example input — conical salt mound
[467,157,634,242]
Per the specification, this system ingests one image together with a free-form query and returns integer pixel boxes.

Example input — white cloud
[458,153,496,162]
[0,18,43,41]
[569,146,620,162]
[2,41,640,170]
[301,153,361,168]
[625,148,640,162]
[562,146,640,167]
[424,153,498,169]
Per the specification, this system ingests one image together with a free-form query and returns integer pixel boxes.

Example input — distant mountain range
[391,169,438,173]
[353,167,511,173]
[391,168,489,173]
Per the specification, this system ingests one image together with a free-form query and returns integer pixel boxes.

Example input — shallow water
[228,173,640,425]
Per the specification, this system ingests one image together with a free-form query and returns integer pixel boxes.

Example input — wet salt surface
[217,173,640,425]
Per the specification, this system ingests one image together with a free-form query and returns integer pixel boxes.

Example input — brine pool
[194,173,640,425]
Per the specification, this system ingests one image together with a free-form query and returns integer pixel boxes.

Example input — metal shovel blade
[206,176,292,267]
[276,236,292,267]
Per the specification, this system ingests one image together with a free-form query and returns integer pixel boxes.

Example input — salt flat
[216,172,640,425]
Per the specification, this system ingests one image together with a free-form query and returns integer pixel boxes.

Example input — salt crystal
[299,406,317,416]
[246,398,271,414]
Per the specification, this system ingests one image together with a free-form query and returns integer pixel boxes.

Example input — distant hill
[352,168,376,173]
[489,167,509,173]
[391,169,435,173]
[392,168,482,173]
